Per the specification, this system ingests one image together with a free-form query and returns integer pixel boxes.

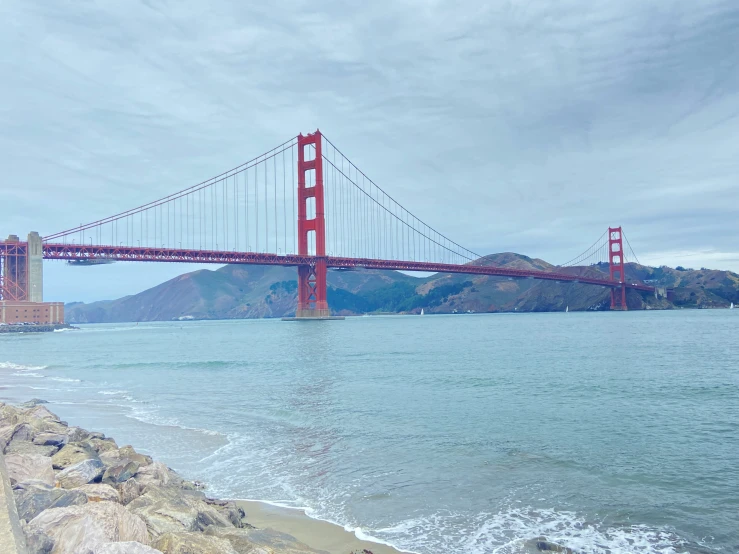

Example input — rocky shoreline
[0,399,371,554]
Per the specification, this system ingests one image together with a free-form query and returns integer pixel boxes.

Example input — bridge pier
[608,227,628,310]
[288,130,342,321]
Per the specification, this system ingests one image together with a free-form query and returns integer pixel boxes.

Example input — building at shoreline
[1,231,64,324]
[0,300,64,324]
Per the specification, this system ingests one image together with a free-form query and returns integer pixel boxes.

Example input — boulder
[5,439,59,457]
[4,453,55,486]
[135,462,178,488]
[67,426,91,442]
[52,442,100,469]
[24,405,62,422]
[0,423,15,450]
[204,498,246,528]
[13,481,87,521]
[204,526,327,554]
[77,483,122,503]
[11,422,35,441]
[19,399,49,408]
[21,521,55,554]
[56,458,105,488]
[119,445,154,466]
[92,542,162,554]
[33,432,68,447]
[1,402,23,424]
[154,532,237,554]
[84,437,119,454]
[28,501,150,554]
[103,460,140,484]
[119,478,143,505]
[126,485,233,538]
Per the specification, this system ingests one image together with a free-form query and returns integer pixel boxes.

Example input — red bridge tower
[609,226,627,310]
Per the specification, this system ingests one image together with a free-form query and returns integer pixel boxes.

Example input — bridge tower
[295,130,331,318]
[608,226,627,310]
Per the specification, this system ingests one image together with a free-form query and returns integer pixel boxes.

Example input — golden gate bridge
[1,130,657,319]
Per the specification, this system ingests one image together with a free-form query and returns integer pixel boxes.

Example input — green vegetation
[328,280,473,313]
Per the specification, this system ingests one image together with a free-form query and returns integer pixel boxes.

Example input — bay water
[1,310,737,553]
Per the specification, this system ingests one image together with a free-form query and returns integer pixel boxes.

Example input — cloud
[1,0,738,301]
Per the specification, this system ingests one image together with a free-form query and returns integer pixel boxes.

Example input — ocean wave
[12,372,45,378]
[376,507,691,554]
[1,361,48,371]
[53,328,77,333]
[98,390,128,395]
[49,377,81,383]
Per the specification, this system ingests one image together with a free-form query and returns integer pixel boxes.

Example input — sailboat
[565,305,569,313]
[731,302,734,310]
[420,308,425,315]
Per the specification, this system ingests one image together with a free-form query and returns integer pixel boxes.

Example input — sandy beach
[234,500,407,554]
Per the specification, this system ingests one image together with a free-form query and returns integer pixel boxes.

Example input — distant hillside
[65,255,739,323]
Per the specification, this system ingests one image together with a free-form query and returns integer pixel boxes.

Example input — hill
[65,255,739,323]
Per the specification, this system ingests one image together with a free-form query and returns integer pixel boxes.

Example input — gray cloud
[1,0,738,302]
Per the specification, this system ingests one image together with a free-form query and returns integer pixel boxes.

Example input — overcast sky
[2,1,738,303]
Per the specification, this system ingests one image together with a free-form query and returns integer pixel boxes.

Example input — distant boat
[420,308,424,316]
[731,302,735,310]
[566,305,569,313]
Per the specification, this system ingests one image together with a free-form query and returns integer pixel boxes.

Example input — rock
[204,498,245,528]
[534,540,577,553]
[56,458,105,488]
[154,532,237,554]
[92,542,162,554]
[11,422,35,441]
[126,485,233,538]
[21,521,55,554]
[119,445,154,466]
[5,439,59,457]
[52,442,100,469]
[204,526,327,554]
[13,481,88,521]
[0,423,15,451]
[4,453,55,486]
[77,483,122,503]
[103,460,140,484]
[67,426,91,442]
[24,405,62,422]
[134,462,178,488]
[84,437,120,454]
[33,432,68,447]
[28,501,150,554]
[119,478,143,505]
[19,399,49,408]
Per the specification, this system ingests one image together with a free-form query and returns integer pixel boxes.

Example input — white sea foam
[12,372,44,378]
[53,328,77,333]
[98,390,128,395]
[1,361,48,371]
[49,377,80,383]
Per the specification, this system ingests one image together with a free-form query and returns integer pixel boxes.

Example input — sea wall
[0,400,334,554]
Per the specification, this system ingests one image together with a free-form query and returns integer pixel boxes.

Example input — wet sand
[234,500,409,554]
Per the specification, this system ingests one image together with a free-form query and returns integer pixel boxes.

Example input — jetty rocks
[0,400,328,554]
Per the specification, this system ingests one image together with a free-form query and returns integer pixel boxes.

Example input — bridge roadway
[34,242,655,292]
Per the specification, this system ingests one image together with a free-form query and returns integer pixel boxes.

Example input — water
[1,311,737,553]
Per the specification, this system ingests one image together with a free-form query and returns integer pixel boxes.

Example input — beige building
[0,301,64,325]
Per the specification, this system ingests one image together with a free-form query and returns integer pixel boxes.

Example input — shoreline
[0,398,407,554]
[232,499,408,554]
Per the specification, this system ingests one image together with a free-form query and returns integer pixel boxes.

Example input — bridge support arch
[293,130,336,319]
[608,226,627,310]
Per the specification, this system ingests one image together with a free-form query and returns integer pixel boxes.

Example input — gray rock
[4,453,55,486]
[52,442,100,469]
[204,498,246,528]
[154,532,237,554]
[66,426,91,442]
[204,526,328,554]
[134,462,179,489]
[28,501,150,554]
[84,437,120,454]
[33,432,68,447]
[0,424,15,451]
[23,405,62,422]
[103,460,140,484]
[118,478,143,505]
[56,458,105,488]
[5,439,59,457]
[19,399,49,408]
[126,484,233,538]
[13,481,87,521]
[77,483,121,503]
[92,542,162,554]
[11,422,35,441]
[21,521,55,554]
